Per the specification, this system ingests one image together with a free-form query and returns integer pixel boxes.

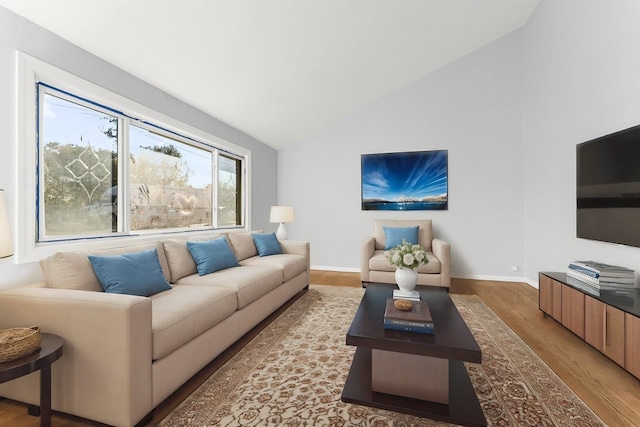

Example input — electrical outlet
[511,265,519,272]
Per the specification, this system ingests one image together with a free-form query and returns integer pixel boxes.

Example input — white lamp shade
[270,206,295,223]
[0,190,13,258]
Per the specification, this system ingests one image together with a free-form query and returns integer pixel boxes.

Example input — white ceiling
[0,0,540,149]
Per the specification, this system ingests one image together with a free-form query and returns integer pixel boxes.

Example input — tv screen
[361,150,448,211]
[577,124,640,247]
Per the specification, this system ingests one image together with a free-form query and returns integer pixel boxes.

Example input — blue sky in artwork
[361,151,448,200]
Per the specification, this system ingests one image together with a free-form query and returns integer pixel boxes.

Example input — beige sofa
[0,231,310,427]
[360,219,450,288]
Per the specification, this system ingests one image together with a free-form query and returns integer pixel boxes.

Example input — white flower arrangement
[384,239,429,270]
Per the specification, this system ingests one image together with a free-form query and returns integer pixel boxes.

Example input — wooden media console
[539,272,640,379]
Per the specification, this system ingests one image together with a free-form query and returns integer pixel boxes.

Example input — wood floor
[1,271,640,426]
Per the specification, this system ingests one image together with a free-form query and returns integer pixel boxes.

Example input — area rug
[161,285,603,426]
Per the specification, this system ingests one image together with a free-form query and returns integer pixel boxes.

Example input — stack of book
[567,260,636,291]
[383,298,434,334]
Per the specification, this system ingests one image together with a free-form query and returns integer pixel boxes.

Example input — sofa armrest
[360,237,376,283]
[279,240,309,258]
[0,287,153,427]
[432,238,451,287]
[279,240,311,284]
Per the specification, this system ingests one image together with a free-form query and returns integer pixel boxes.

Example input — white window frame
[16,52,251,263]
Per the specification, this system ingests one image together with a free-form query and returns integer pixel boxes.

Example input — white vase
[395,268,418,293]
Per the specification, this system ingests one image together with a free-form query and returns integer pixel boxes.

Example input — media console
[539,272,640,379]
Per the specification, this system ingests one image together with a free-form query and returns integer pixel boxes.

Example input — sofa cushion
[88,248,172,296]
[40,242,171,292]
[383,226,419,250]
[175,265,283,309]
[240,254,308,283]
[150,285,237,360]
[227,232,258,261]
[187,238,239,275]
[252,232,283,257]
[162,239,198,283]
[369,249,441,274]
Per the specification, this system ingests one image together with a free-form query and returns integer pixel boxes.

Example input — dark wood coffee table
[341,283,486,427]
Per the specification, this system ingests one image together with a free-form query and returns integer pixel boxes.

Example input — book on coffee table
[383,320,434,334]
[392,289,421,301]
[383,298,434,334]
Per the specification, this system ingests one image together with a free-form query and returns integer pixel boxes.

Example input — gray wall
[281,0,640,286]
[0,6,277,289]
[523,0,640,281]
[278,30,526,281]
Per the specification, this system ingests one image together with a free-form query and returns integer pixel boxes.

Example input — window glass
[129,126,213,230]
[37,83,244,244]
[40,92,118,238]
[218,154,242,227]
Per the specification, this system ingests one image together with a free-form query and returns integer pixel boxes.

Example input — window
[218,154,243,227]
[40,90,119,238]
[18,53,250,262]
[129,125,214,232]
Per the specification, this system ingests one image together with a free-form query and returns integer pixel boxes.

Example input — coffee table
[341,283,486,427]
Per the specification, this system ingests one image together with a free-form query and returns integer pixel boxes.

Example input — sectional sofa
[0,231,310,426]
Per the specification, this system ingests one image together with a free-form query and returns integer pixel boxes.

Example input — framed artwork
[361,150,448,211]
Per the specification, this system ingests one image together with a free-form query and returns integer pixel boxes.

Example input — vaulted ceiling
[0,0,540,148]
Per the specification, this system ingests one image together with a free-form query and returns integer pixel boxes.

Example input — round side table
[0,333,64,427]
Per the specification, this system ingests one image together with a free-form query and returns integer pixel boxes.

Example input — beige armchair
[361,219,450,289]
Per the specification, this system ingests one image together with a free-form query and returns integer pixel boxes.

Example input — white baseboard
[310,267,539,289]
[452,272,538,289]
[311,265,360,273]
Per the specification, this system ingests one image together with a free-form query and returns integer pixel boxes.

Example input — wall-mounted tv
[577,124,640,248]
[361,150,448,211]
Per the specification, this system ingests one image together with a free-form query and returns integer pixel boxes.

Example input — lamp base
[276,222,288,240]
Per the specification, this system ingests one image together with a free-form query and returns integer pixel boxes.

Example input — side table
[0,333,64,427]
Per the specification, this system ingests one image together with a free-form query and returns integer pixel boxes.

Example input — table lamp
[0,190,13,258]
[270,206,294,240]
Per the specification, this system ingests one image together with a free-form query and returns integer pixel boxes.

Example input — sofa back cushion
[162,239,199,283]
[227,231,258,261]
[40,242,171,292]
[373,219,433,251]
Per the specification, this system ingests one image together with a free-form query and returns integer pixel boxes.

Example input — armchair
[360,219,450,289]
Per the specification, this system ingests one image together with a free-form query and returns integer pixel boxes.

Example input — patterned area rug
[161,285,603,426]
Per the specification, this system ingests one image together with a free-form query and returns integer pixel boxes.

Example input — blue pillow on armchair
[88,248,172,296]
[383,226,419,250]
[186,237,239,276]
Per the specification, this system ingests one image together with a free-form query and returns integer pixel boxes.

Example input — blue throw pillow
[252,232,283,257]
[186,238,239,276]
[88,248,172,296]
[384,226,419,250]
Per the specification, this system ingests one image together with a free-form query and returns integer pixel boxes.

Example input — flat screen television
[361,150,448,211]
[576,124,640,247]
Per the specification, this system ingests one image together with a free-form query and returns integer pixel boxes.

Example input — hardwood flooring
[450,276,640,427]
[1,271,639,426]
